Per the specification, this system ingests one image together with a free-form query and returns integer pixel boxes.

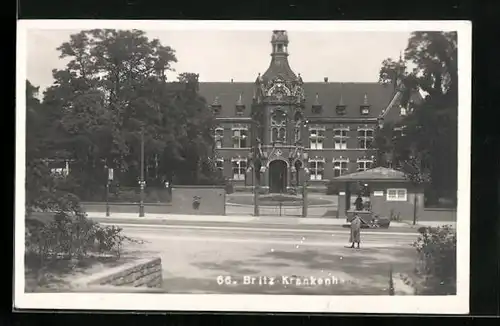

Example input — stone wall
[78,257,163,289]
[170,185,226,215]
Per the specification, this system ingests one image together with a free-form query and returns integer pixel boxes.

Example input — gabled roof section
[333,167,408,182]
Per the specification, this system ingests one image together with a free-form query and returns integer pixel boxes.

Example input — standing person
[354,194,364,211]
[348,214,362,249]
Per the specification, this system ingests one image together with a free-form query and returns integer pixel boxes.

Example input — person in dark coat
[348,214,362,249]
[354,195,364,211]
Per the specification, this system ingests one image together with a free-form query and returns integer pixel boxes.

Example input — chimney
[324,77,328,83]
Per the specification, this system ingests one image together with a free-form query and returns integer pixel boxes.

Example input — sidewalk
[85,211,456,229]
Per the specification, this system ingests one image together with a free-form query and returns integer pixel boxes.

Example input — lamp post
[105,166,113,217]
[139,127,145,217]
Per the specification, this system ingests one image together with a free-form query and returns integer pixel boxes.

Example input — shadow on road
[168,246,417,295]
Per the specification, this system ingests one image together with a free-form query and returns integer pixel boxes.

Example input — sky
[26,29,411,93]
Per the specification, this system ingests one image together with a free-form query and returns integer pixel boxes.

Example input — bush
[412,225,456,294]
[26,209,142,266]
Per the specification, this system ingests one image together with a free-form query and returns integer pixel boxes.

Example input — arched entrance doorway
[269,159,287,193]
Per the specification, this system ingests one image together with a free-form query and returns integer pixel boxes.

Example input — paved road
[93,217,418,233]
[114,222,419,295]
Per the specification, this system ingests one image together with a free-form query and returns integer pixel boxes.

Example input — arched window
[271,110,287,143]
[231,157,247,181]
[308,157,325,181]
[333,157,349,177]
[214,127,224,148]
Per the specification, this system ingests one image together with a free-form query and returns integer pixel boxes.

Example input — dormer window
[211,96,222,115]
[360,105,370,115]
[336,92,346,115]
[360,93,370,115]
[311,93,322,114]
[235,93,245,116]
[336,104,346,116]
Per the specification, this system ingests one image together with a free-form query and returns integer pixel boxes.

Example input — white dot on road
[296,245,299,249]
[302,237,305,241]
[340,256,343,260]
[271,248,274,252]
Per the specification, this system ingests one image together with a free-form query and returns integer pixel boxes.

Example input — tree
[41,29,219,199]
[378,32,458,205]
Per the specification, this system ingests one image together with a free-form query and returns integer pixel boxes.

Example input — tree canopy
[28,29,222,201]
[377,31,458,204]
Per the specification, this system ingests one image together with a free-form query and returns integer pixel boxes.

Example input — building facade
[198,30,416,193]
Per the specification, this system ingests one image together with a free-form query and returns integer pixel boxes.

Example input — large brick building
[198,30,418,193]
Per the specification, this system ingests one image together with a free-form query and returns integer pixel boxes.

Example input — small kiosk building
[332,167,424,222]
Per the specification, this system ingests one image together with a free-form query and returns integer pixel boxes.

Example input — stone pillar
[263,166,269,193]
[337,182,347,220]
[302,170,309,217]
[287,163,292,193]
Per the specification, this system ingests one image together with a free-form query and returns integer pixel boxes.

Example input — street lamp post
[105,166,113,217]
[139,128,145,217]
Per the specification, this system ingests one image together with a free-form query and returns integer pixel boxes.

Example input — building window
[357,158,373,172]
[387,188,407,201]
[215,158,224,171]
[400,105,407,116]
[309,126,325,149]
[49,160,70,177]
[215,127,224,148]
[334,127,349,149]
[308,158,325,181]
[357,127,374,149]
[231,158,247,180]
[232,126,248,148]
[271,110,287,143]
[393,126,406,138]
[333,158,349,177]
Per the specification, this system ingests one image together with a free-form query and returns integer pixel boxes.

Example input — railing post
[254,184,260,217]
[302,178,308,218]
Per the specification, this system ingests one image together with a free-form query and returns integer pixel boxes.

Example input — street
[111,221,420,295]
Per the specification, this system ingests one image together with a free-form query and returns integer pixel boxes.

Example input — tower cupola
[262,30,297,81]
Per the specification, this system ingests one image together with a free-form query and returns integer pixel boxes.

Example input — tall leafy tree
[41,29,219,198]
[377,32,458,204]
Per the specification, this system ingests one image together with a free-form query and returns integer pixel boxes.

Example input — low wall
[170,185,226,215]
[418,208,457,222]
[81,202,172,214]
[76,257,163,289]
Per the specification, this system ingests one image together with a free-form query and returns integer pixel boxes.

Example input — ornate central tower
[251,30,307,193]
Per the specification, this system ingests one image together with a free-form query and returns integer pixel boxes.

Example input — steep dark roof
[262,56,297,81]
[198,82,397,118]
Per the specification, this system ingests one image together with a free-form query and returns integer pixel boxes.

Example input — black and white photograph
[15,20,471,314]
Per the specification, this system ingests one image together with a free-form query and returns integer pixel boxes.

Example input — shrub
[26,209,142,267]
[412,225,456,295]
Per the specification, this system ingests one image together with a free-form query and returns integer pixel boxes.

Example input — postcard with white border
[15,20,471,314]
